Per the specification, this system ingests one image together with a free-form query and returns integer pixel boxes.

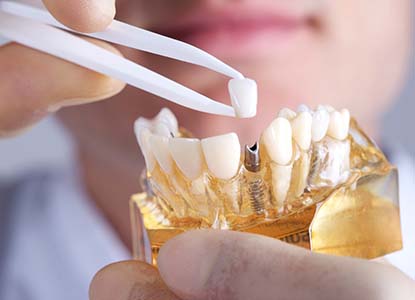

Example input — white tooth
[153,121,172,137]
[262,117,293,165]
[291,112,312,150]
[271,164,292,209]
[137,128,156,172]
[340,108,350,135]
[278,108,297,120]
[328,109,350,140]
[295,152,311,197]
[149,135,173,173]
[169,138,204,180]
[201,133,241,180]
[155,108,178,135]
[228,78,257,118]
[324,105,335,112]
[311,109,329,142]
[297,104,311,113]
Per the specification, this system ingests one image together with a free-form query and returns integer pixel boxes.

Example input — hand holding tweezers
[0,1,256,117]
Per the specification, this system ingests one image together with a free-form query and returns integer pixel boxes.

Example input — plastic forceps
[0,0,257,117]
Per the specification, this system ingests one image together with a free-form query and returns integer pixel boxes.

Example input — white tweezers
[0,0,246,117]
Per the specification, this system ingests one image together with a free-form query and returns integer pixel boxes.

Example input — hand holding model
[89,230,414,300]
[0,0,125,136]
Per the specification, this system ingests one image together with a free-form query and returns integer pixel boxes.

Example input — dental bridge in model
[0,0,257,118]
[131,105,402,265]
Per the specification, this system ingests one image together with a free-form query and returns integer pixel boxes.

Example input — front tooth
[169,138,204,180]
[311,108,329,142]
[291,112,312,150]
[149,135,173,173]
[262,117,293,165]
[201,133,241,180]
[228,78,257,118]
[155,108,178,135]
[137,128,156,172]
[278,108,297,120]
[328,109,350,140]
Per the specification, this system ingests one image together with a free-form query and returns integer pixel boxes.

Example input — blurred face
[59,0,412,168]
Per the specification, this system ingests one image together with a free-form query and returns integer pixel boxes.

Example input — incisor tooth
[278,108,297,120]
[137,128,156,172]
[291,112,312,150]
[262,117,293,165]
[311,108,329,142]
[169,138,204,180]
[228,78,257,118]
[155,108,178,135]
[149,135,173,173]
[201,133,241,180]
[328,109,350,140]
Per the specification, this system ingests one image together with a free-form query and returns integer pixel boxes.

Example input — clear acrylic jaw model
[130,106,402,265]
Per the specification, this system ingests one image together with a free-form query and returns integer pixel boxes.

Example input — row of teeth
[134,105,350,182]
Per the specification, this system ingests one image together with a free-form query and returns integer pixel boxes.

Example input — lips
[151,5,315,58]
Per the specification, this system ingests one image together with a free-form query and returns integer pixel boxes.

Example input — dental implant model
[130,105,402,265]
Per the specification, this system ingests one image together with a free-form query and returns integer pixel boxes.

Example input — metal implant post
[244,143,268,215]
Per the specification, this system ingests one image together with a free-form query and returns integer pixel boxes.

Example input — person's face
[59,0,412,166]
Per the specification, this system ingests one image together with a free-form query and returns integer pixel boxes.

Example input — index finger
[42,0,116,33]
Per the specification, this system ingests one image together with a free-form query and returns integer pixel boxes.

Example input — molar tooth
[149,135,173,173]
[155,108,178,135]
[169,138,204,180]
[137,128,156,172]
[262,117,293,165]
[311,109,329,142]
[228,78,257,118]
[278,108,297,120]
[328,109,350,140]
[201,133,241,180]
[291,111,312,150]
[153,121,172,137]
[297,104,311,113]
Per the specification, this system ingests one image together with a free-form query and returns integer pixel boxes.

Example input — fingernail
[157,231,220,297]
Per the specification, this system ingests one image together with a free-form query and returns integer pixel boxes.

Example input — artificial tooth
[155,108,178,135]
[327,109,350,140]
[311,108,330,142]
[291,111,312,150]
[137,128,156,172]
[153,121,172,137]
[201,133,241,180]
[297,104,311,113]
[149,135,173,174]
[169,138,204,180]
[228,78,257,118]
[262,117,293,165]
[271,164,292,209]
[278,108,297,120]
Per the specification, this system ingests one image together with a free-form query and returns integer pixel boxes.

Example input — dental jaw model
[131,105,402,265]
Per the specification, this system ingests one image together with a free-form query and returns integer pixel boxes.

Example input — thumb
[42,0,116,33]
[157,230,415,300]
